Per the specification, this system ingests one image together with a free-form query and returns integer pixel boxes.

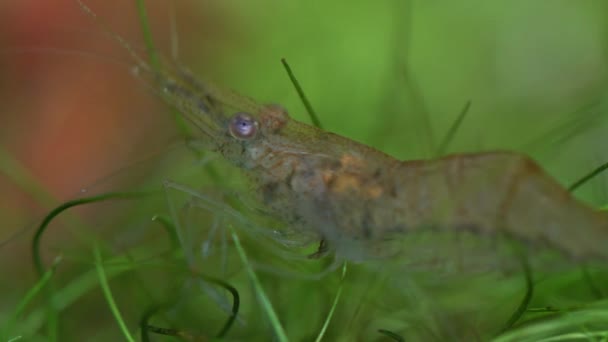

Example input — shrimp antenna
[76,0,191,137]
[435,100,471,157]
[134,0,192,138]
[281,58,323,129]
[168,0,180,61]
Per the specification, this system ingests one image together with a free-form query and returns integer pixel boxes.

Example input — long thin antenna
[134,0,161,70]
[168,0,180,61]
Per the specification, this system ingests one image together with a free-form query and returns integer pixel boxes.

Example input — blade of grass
[200,274,241,338]
[568,160,608,193]
[2,256,61,340]
[435,100,471,157]
[133,0,160,70]
[521,100,601,155]
[378,329,405,342]
[32,191,151,276]
[526,307,561,313]
[140,272,240,340]
[151,214,180,250]
[93,242,136,342]
[19,251,157,336]
[230,228,289,342]
[32,191,150,342]
[535,331,608,342]
[498,252,533,334]
[580,265,604,299]
[400,0,434,156]
[314,262,347,342]
[281,58,322,129]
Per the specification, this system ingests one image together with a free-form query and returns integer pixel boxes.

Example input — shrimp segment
[79,1,608,263]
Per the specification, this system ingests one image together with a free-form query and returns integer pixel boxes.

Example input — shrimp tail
[497,155,608,261]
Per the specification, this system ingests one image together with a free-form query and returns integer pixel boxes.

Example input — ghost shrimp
[79,2,608,265]
[151,76,608,263]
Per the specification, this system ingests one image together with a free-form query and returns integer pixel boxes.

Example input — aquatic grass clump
[2,1,608,341]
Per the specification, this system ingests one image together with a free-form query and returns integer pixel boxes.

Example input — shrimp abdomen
[383,152,608,261]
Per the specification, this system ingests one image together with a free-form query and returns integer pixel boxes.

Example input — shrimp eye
[229,112,258,140]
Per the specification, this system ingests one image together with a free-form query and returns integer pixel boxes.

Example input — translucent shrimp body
[161,71,608,262]
[80,0,608,263]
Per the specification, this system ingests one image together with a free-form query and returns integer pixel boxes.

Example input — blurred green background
[1,0,608,341]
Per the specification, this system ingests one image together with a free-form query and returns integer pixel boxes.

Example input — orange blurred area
[0,1,238,228]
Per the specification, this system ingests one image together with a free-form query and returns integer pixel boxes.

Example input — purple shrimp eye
[229,112,258,140]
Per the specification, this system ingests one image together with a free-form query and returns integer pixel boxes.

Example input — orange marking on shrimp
[340,154,365,170]
[365,185,383,199]
[330,173,361,194]
[259,104,288,132]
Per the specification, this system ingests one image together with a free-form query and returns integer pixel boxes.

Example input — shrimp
[178,105,608,263]
[77,1,608,266]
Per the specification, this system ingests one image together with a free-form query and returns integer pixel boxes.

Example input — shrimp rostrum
[148,64,608,266]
